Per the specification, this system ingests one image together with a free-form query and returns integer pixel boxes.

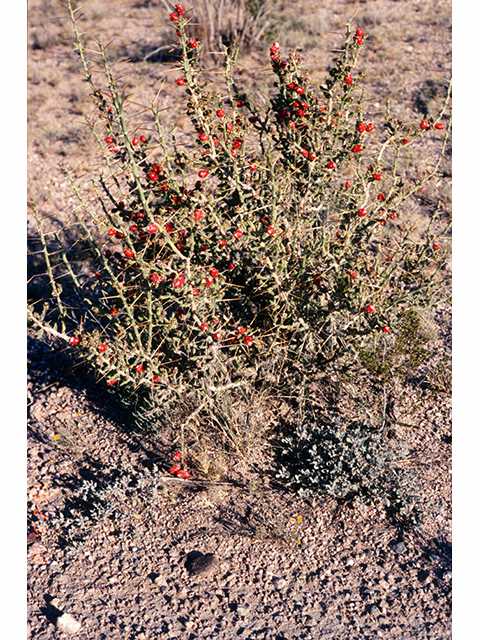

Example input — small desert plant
[275,409,424,528]
[356,306,434,384]
[428,352,452,394]
[28,3,451,441]
[42,468,169,550]
[157,0,275,55]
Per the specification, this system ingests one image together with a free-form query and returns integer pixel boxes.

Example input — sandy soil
[27,1,452,638]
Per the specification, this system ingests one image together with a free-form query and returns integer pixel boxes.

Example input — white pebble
[154,574,168,587]
[56,613,82,634]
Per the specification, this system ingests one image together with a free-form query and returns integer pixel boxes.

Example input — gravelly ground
[27,1,452,638]
[27,332,452,640]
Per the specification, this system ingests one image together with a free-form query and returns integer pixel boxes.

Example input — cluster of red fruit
[169,450,191,479]
[68,331,166,384]
[420,120,445,131]
[104,134,147,154]
[99,195,260,343]
[169,4,185,21]
[267,31,380,172]
[198,319,254,347]
[147,162,167,184]
[363,304,390,333]
[354,28,364,46]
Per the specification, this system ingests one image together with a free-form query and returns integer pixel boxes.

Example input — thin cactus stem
[32,203,67,333]
[61,166,147,357]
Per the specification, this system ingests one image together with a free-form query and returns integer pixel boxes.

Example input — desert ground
[27,1,452,638]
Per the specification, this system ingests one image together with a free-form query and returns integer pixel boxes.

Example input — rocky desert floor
[26,1,454,638]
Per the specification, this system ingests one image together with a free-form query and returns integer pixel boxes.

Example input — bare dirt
[27,1,452,638]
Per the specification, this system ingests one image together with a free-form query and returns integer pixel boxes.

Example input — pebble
[392,541,405,554]
[274,577,287,589]
[29,542,48,558]
[187,552,218,576]
[55,613,82,634]
[154,574,168,587]
[417,569,431,583]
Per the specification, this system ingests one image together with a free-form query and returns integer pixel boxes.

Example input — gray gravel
[27,337,452,640]
[27,1,452,635]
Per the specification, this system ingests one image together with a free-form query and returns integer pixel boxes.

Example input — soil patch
[27,1,451,638]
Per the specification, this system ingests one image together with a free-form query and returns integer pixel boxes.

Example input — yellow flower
[296,515,303,523]
[53,434,60,440]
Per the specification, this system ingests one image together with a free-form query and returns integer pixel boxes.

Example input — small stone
[29,542,47,556]
[274,577,287,589]
[154,574,168,587]
[393,541,405,554]
[56,613,82,634]
[345,557,355,567]
[187,552,218,576]
[237,605,249,616]
[417,569,430,583]
[27,531,37,545]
